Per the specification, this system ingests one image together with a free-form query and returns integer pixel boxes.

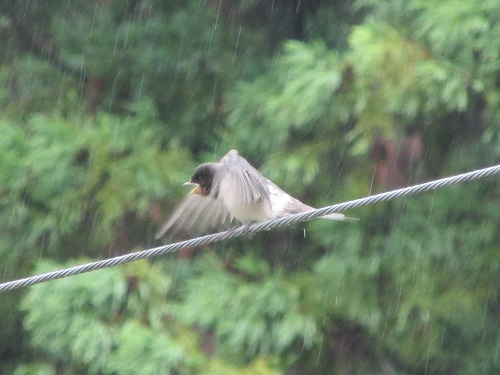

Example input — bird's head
[185,163,216,196]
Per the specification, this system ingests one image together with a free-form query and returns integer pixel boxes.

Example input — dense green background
[1,1,500,374]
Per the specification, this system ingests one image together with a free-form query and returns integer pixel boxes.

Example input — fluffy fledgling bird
[156,149,356,238]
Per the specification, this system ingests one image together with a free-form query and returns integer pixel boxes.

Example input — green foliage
[224,40,360,201]
[306,183,500,374]
[21,261,126,373]
[47,0,263,146]
[0,109,189,270]
[307,230,381,330]
[3,0,500,374]
[349,22,482,120]
[374,199,500,373]
[413,0,500,70]
[104,321,196,375]
[13,363,56,375]
[175,253,318,359]
[21,260,189,374]
[226,41,350,154]
[21,259,282,375]
[0,58,78,117]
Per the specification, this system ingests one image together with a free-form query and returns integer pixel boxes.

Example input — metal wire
[1,164,499,293]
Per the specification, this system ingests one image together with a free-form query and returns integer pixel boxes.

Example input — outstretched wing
[155,194,234,239]
[212,149,270,204]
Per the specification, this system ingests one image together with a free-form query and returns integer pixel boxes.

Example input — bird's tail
[298,201,358,222]
[319,212,358,222]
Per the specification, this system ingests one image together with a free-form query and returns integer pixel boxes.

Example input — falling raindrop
[232,26,242,63]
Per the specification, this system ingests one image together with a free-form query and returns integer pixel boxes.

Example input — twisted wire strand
[1,164,499,293]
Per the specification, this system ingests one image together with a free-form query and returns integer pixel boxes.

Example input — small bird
[156,149,356,238]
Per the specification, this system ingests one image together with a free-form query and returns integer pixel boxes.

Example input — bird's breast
[223,195,274,224]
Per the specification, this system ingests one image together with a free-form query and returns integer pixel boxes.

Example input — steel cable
[1,164,499,293]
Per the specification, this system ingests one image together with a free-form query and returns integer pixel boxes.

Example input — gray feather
[156,149,356,239]
[155,194,232,239]
[216,150,269,205]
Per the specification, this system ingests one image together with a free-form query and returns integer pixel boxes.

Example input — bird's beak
[184,181,203,195]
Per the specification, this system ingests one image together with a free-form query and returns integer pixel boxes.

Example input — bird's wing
[213,149,270,204]
[266,179,312,217]
[155,194,234,239]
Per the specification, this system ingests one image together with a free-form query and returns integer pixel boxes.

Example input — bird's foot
[242,224,255,238]
[226,226,237,235]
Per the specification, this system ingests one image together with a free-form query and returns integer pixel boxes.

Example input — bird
[155,149,356,239]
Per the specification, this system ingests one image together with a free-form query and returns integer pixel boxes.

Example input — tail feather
[319,213,358,222]
[266,181,358,223]
[298,201,358,222]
